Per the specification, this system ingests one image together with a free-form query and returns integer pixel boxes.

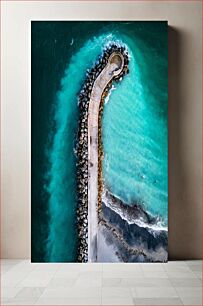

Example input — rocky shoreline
[75,43,129,262]
[97,193,168,262]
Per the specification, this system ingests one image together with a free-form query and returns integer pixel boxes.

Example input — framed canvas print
[31,21,168,263]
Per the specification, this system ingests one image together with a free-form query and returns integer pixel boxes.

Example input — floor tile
[103,263,142,273]
[73,271,102,287]
[175,287,202,298]
[141,263,165,272]
[57,263,102,272]
[133,286,178,298]
[15,287,45,298]
[1,259,24,265]
[1,265,15,274]
[35,297,102,305]
[79,271,102,279]
[1,299,10,305]
[166,271,197,279]
[186,260,202,266]
[123,277,172,287]
[2,262,36,286]
[41,286,101,298]
[164,265,192,272]
[180,296,202,305]
[102,287,132,298]
[102,278,122,287]
[189,265,202,272]
[103,270,144,279]
[1,259,202,306]
[170,277,202,287]
[47,277,76,288]
[102,297,133,305]
[194,271,202,279]
[32,264,59,272]
[133,297,183,305]
[54,269,79,278]
[75,276,102,287]
[17,271,56,287]
[2,296,38,305]
[2,287,23,299]
[143,271,168,278]
[167,261,188,266]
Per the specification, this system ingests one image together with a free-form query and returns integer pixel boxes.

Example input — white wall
[1,1,202,259]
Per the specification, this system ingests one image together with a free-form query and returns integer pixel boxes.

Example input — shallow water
[102,33,168,226]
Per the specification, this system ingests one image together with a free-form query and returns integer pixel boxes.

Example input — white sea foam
[104,85,116,104]
[102,189,167,233]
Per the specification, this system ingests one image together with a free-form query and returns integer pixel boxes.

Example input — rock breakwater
[75,43,129,262]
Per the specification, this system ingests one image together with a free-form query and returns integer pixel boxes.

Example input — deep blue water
[45,34,120,261]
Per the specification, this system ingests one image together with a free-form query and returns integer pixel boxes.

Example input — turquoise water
[32,22,167,262]
[45,34,129,261]
[103,34,168,225]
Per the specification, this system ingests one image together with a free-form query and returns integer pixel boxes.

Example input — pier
[76,44,129,262]
[88,52,125,262]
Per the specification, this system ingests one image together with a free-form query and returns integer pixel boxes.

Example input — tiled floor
[1,260,202,305]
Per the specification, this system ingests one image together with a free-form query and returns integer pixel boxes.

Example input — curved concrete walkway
[88,53,124,262]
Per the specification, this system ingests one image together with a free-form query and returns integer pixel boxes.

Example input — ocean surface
[31,21,168,262]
